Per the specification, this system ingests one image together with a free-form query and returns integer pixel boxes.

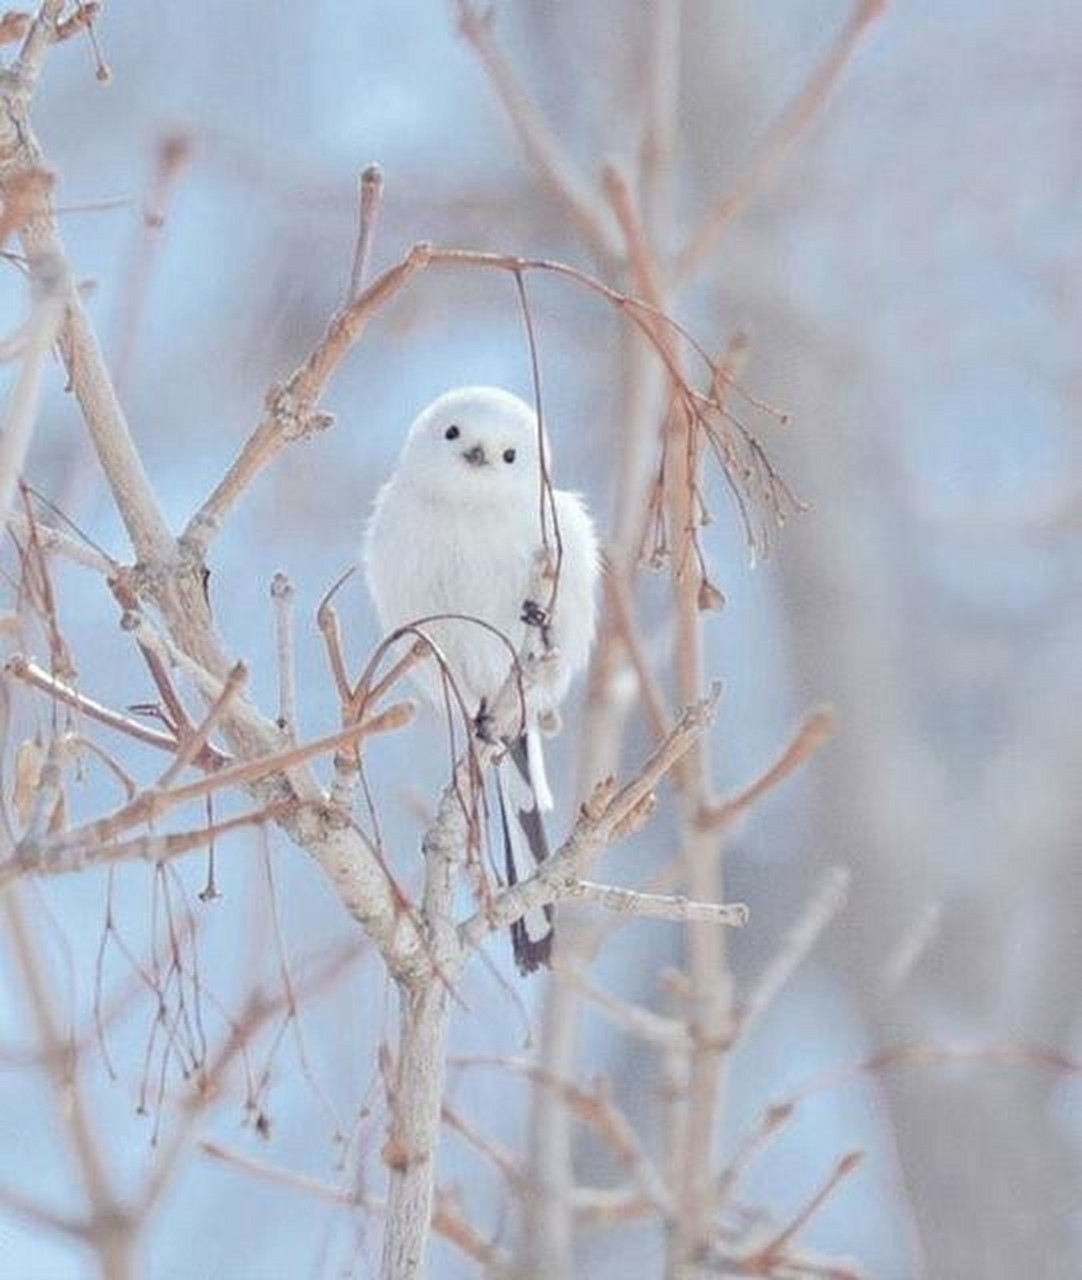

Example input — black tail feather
[496,735,554,974]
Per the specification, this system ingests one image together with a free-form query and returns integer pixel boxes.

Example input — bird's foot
[521,598,553,651]
[538,708,561,736]
[473,698,498,745]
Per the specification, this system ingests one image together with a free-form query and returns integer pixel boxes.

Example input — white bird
[363,386,600,972]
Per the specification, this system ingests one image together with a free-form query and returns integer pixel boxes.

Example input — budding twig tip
[407,241,433,268]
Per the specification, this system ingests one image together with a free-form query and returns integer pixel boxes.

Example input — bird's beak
[462,444,488,467]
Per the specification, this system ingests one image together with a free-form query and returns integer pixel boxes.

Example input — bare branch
[54,2,100,44]
[202,1138,372,1207]
[5,510,117,573]
[113,131,192,394]
[155,661,246,788]
[0,1179,85,1240]
[18,735,63,841]
[1,78,176,563]
[460,685,721,949]
[6,706,415,886]
[558,968,688,1050]
[700,707,837,829]
[738,867,850,1040]
[0,167,53,247]
[639,1,683,241]
[740,1151,864,1271]
[566,880,748,928]
[4,655,184,753]
[182,244,433,551]
[201,1140,513,1272]
[793,1039,1082,1104]
[7,805,282,883]
[269,573,297,740]
[881,900,943,992]
[603,564,671,743]
[11,0,65,87]
[315,569,358,713]
[1,888,136,1276]
[453,0,619,260]
[442,1103,526,1193]
[716,1101,796,1210]
[348,163,384,302]
[0,253,65,535]
[674,0,887,280]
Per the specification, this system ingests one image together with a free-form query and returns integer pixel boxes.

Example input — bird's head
[397,386,549,507]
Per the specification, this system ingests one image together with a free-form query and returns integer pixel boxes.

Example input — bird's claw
[473,698,498,744]
[521,598,553,650]
[538,708,561,736]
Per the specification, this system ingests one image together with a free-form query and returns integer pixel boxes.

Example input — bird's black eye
[444,424,460,441]
[502,447,516,464]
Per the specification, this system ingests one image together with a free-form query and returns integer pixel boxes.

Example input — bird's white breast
[364,481,537,710]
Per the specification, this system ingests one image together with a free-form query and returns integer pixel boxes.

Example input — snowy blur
[1,3,1079,1278]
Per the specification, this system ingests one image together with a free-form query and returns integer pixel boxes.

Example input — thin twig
[348,163,384,303]
[460,686,720,949]
[567,880,748,927]
[155,661,246,788]
[12,0,66,88]
[201,1139,512,1271]
[5,510,117,573]
[738,867,850,1040]
[716,1102,796,1210]
[270,573,297,739]
[742,1151,864,1268]
[315,569,357,712]
[0,1179,86,1239]
[442,1103,526,1193]
[12,710,413,877]
[113,132,192,394]
[4,655,185,753]
[183,244,433,551]
[557,969,687,1050]
[700,707,837,829]
[1,888,135,1275]
[4,805,278,884]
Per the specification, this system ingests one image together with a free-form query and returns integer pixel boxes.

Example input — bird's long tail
[495,734,554,974]
[525,724,555,813]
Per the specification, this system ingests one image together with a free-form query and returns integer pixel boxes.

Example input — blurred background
[1,2,1079,1277]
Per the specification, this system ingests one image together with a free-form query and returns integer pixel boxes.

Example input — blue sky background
[1,3,1079,1277]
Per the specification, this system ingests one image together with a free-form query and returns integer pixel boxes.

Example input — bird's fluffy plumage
[363,386,599,972]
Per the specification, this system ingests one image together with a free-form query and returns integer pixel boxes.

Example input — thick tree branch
[0,58,174,563]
